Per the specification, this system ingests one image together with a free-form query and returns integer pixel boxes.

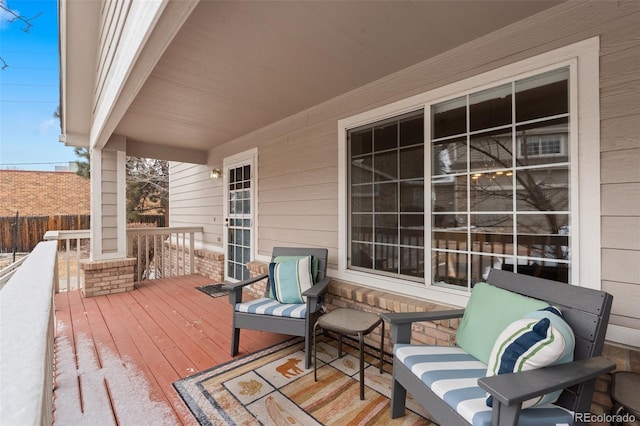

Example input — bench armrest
[303,276,331,312]
[380,309,465,344]
[222,273,269,304]
[478,356,615,407]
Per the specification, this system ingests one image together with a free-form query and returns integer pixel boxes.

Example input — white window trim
[337,37,600,307]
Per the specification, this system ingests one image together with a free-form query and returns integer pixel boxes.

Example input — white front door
[223,150,256,282]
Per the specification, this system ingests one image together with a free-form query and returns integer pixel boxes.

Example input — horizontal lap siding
[598,5,640,332]
[168,162,223,247]
[171,2,640,330]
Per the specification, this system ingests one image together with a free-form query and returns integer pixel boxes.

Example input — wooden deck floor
[53,275,290,425]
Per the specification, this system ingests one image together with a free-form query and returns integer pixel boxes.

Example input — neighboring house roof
[0,170,90,216]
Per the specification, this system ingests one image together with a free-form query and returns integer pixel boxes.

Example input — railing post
[189,231,195,274]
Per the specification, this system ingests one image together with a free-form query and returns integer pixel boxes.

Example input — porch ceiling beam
[90,0,199,151]
[126,139,207,164]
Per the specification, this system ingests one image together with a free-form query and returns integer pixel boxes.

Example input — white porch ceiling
[114,1,562,155]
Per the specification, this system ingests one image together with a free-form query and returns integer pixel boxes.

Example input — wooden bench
[380,268,615,426]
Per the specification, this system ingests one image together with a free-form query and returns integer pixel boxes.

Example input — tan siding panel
[600,81,640,121]
[602,217,640,251]
[259,215,338,232]
[602,183,640,216]
[260,183,337,203]
[600,45,640,89]
[260,167,338,190]
[102,238,118,252]
[260,199,338,216]
[602,280,640,322]
[599,10,640,56]
[601,148,640,184]
[601,114,640,152]
[602,249,640,285]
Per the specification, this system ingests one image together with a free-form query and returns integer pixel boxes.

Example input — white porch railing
[44,226,203,289]
[127,226,202,282]
[0,241,57,425]
[43,229,90,292]
[0,255,29,290]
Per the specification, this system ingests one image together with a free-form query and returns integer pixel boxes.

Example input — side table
[312,308,384,400]
[610,371,640,426]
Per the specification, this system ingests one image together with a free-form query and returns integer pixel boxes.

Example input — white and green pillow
[485,306,575,408]
[268,255,314,304]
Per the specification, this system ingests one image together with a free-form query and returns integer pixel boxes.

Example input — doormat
[196,283,229,298]
[173,337,433,425]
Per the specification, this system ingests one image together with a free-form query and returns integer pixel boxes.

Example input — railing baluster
[65,238,71,292]
[189,231,195,274]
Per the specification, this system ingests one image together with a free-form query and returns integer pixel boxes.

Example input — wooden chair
[223,247,329,369]
[381,268,615,426]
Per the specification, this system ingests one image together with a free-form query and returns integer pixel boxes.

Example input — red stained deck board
[54,274,291,425]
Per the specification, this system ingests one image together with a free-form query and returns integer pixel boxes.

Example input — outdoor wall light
[210,168,222,179]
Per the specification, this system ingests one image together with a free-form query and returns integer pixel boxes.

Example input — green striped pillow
[269,255,314,304]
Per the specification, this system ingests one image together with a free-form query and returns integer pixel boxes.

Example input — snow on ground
[54,320,176,425]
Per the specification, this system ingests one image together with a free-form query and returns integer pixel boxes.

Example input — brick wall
[161,243,225,283]
[0,170,90,216]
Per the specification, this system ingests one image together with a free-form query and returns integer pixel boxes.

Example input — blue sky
[0,0,77,171]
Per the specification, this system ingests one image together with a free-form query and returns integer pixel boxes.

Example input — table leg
[379,320,384,374]
[313,321,319,382]
[359,331,364,400]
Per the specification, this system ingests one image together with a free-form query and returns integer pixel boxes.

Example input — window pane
[400,214,424,247]
[352,184,373,212]
[470,214,513,254]
[433,176,467,212]
[432,251,467,287]
[470,172,513,212]
[433,137,467,175]
[515,165,569,211]
[400,115,424,147]
[351,156,373,184]
[400,146,423,179]
[351,128,372,155]
[516,67,569,122]
[400,247,424,278]
[469,128,513,172]
[351,242,373,269]
[375,214,397,244]
[432,96,466,139]
[470,84,512,132]
[374,122,398,151]
[516,117,568,167]
[374,244,398,273]
[517,214,569,260]
[374,182,397,212]
[400,180,424,212]
[351,214,372,242]
[471,253,502,283]
[374,151,397,181]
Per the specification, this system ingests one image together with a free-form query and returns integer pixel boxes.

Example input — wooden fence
[0,214,165,253]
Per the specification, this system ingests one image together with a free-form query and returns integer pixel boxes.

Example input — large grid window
[431,67,571,289]
[348,111,425,280]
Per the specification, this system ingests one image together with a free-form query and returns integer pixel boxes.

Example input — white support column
[90,146,127,261]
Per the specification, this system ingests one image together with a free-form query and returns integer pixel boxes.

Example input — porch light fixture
[210,168,222,179]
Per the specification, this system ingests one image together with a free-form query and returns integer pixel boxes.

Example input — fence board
[0,214,165,253]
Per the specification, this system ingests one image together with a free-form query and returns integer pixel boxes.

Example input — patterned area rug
[173,337,434,425]
[196,284,229,298]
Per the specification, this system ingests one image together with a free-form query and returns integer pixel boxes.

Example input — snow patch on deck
[54,320,176,425]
